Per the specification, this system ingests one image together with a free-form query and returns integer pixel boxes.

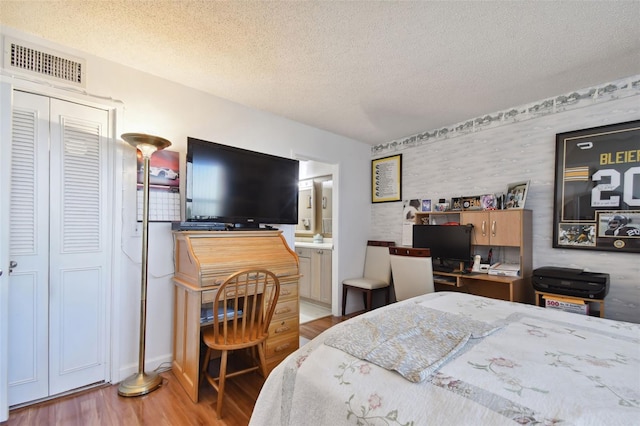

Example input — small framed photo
[451,197,463,211]
[462,195,482,210]
[421,199,432,212]
[505,180,530,209]
[481,194,497,210]
[435,202,449,212]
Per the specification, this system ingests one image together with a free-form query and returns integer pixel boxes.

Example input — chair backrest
[389,247,434,301]
[363,240,395,284]
[211,269,280,350]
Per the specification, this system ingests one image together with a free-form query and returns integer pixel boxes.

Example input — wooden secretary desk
[171,230,300,402]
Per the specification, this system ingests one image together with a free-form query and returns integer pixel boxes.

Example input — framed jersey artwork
[553,120,640,252]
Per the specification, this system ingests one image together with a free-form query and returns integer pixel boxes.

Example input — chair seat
[202,327,266,350]
[343,277,389,290]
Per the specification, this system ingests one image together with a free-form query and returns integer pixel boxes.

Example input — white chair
[342,240,395,315]
[389,247,434,301]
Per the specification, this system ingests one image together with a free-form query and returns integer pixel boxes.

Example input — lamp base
[117,371,162,397]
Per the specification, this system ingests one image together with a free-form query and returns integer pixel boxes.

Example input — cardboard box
[543,295,589,315]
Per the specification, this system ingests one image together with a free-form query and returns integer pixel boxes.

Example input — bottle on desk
[472,255,481,272]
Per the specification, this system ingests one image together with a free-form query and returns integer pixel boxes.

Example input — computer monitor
[412,225,473,266]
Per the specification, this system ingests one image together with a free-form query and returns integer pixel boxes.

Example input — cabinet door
[310,250,322,301]
[461,211,490,245]
[296,248,312,299]
[318,250,332,305]
[7,92,50,405]
[490,210,522,247]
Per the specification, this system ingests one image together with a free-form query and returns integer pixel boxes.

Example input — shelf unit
[535,291,605,318]
[415,209,533,303]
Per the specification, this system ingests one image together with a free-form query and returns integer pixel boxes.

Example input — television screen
[186,137,299,226]
[412,225,473,263]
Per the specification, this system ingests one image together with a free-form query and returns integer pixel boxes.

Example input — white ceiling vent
[3,37,86,88]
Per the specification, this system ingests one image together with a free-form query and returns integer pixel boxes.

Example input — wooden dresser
[171,230,300,402]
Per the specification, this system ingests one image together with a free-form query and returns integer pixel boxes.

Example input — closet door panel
[48,99,109,394]
[7,91,50,405]
[52,268,102,376]
[7,272,47,404]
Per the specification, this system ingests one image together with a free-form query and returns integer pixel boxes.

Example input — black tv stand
[432,264,455,273]
[171,221,279,232]
[432,258,464,273]
[171,221,226,231]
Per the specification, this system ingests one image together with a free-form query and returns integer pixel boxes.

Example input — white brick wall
[371,78,640,323]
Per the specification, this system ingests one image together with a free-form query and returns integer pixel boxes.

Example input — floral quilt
[249,292,640,426]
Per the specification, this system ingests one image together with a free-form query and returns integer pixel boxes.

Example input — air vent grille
[3,37,86,87]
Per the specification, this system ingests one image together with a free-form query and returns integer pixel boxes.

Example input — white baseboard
[116,353,173,383]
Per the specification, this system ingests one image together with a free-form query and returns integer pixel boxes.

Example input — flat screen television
[412,224,473,269]
[185,137,299,227]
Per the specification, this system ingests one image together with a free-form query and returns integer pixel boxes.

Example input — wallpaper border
[372,75,640,156]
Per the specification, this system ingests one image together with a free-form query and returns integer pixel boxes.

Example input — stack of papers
[200,306,243,324]
[488,263,520,277]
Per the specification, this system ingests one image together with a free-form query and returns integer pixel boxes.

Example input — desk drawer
[201,289,217,304]
[278,281,298,301]
[201,279,297,305]
[273,299,298,320]
[265,334,299,359]
[268,316,298,338]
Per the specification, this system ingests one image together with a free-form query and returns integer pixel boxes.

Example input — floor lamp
[118,133,171,397]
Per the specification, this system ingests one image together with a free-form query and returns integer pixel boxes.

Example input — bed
[250,291,639,425]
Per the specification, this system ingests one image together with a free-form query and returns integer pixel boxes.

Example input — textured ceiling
[1,1,639,145]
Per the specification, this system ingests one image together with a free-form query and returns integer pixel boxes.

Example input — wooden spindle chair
[200,269,280,419]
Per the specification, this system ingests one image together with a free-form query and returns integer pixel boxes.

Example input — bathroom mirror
[296,179,315,235]
[321,179,332,238]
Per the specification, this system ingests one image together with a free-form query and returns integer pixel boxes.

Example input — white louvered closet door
[8,91,110,406]
[7,91,50,405]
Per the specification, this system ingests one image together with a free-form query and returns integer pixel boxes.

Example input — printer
[532,267,609,299]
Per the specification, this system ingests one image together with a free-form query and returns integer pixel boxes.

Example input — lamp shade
[122,133,171,153]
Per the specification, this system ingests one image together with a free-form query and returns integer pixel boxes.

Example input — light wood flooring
[299,299,332,324]
[2,315,349,426]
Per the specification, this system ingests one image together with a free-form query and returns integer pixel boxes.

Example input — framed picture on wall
[136,149,181,222]
[552,120,640,252]
[372,154,402,203]
[403,199,421,223]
